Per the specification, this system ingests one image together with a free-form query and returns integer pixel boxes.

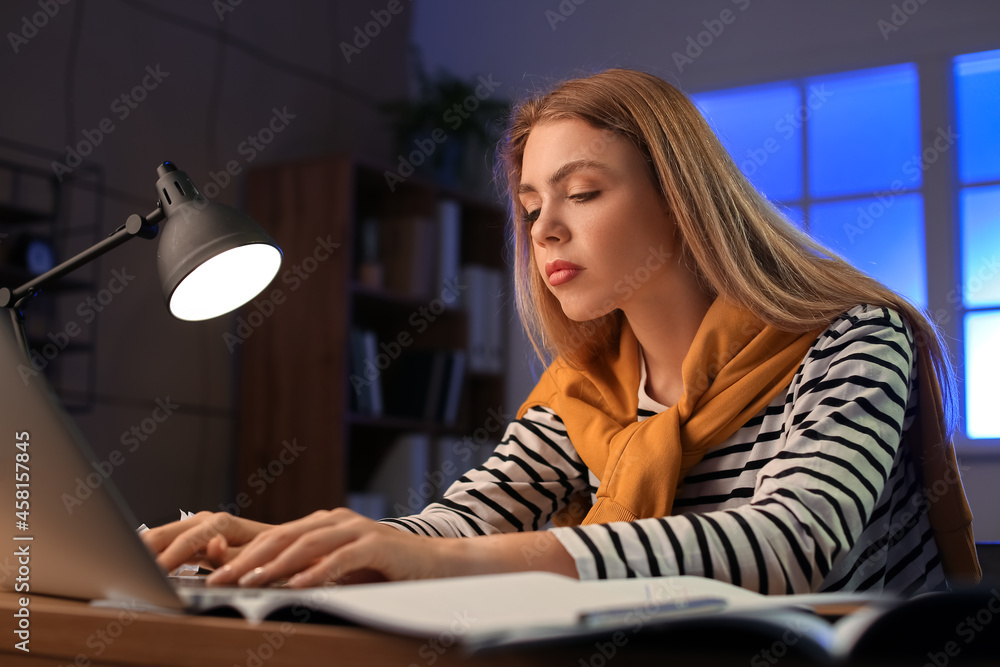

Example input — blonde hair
[497,68,958,435]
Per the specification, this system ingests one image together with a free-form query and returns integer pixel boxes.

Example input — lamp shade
[154,163,282,321]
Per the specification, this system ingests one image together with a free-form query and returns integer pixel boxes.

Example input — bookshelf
[236,155,507,523]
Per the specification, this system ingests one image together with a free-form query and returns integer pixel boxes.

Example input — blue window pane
[960,185,1000,308]
[808,64,920,198]
[955,49,1000,184]
[693,83,802,202]
[964,310,1000,439]
[810,194,927,307]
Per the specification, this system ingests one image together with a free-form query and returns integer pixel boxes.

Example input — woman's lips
[545,260,584,286]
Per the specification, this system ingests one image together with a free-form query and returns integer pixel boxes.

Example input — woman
[143,68,980,594]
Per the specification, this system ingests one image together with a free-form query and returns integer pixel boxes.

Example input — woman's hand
[142,507,579,587]
[141,511,274,573]
[199,508,451,587]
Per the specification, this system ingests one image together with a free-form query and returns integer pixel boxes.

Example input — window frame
[690,54,1000,453]
[948,50,1000,450]
[693,64,928,307]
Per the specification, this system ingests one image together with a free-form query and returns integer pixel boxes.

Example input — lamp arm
[0,207,163,361]
[0,208,162,310]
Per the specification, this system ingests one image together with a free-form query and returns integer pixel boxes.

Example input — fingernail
[206,564,231,584]
[239,567,267,587]
[287,572,309,588]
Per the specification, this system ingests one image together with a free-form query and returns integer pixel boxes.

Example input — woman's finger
[154,513,265,572]
[202,534,245,568]
[287,529,437,587]
[244,523,374,587]
[141,511,216,554]
[286,538,376,587]
[206,509,359,585]
[283,527,447,588]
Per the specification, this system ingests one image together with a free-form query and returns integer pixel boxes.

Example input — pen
[578,596,728,629]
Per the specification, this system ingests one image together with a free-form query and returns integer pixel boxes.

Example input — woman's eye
[523,192,596,225]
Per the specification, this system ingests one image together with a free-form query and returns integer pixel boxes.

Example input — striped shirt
[384,305,947,595]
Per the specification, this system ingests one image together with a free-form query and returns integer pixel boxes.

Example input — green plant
[381,60,507,188]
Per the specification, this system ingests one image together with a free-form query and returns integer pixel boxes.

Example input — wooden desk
[0,592,757,667]
[6,588,1000,666]
[2,591,433,667]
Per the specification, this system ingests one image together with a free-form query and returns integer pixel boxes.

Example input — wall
[0,0,413,525]
[410,0,1000,540]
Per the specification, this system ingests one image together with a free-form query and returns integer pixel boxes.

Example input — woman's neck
[623,271,714,407]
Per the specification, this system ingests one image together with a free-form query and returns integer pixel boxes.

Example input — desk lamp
[0,162,283,360]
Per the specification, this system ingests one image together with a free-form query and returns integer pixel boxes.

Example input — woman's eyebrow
[518,159,612,194]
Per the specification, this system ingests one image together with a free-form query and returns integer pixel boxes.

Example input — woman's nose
[530,207,565,246]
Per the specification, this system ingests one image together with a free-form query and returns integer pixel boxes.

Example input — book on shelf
[379,348,465,425]
[439,349,465,425]
[483,268,504,373]
[423,351,449,422]
[359,200,462,302]
[169,572,1000,663]
[435,198,461,306]
[379,215,436,299]
[355,217,384,289]
[362,330,384,416]
[348,327,383,417]
[348,327,369,415]
[381,350,436,421]
[462,264,504,374]
[463,265,485,372]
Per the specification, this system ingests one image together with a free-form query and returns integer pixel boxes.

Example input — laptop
[0,320,272,611]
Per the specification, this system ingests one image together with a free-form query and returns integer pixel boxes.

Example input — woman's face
[518,118,678,322]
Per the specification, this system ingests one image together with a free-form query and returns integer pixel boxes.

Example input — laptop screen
[0,322,183,609]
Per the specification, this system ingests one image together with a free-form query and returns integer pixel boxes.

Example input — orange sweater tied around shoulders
[516,298,980,584]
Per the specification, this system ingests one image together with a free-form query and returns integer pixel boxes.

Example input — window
[955,48,1000,439]
[692,64,926,307]
[693,55,1000,442]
